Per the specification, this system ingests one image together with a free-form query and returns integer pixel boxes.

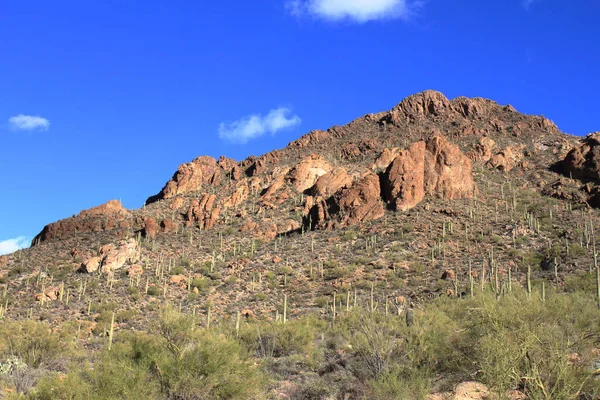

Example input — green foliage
[239,318,320,359]
[0,320,74,369]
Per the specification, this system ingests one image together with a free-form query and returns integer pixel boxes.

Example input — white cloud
[288,0,417,22]
[0,236,29,256]
[8,114,50,131]
[219,108,301,144]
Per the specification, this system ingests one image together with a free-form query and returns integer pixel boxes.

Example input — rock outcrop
[423,136,475,200]
[561,132,600,181]
[33,200,132,244]
[186,194,221,229]
[146,156,226,203]
[80,238,140,275]
[311,167,353,198]
[382,136,475,211]
[99,239,140,274]
[311,173,384,229]
[287,155,333,192]
[383,141,426,211]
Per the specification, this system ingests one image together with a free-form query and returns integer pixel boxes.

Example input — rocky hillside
[5,90,600,399]
[7,90,599,323]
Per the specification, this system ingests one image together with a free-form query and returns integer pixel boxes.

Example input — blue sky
[1,0,599,254]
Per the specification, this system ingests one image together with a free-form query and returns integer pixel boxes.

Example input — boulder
[143,217,159,239]
[160,219,178,233]
[311,167,353,198]
[80,257,102,273]
[487,145,524,172]
[372,147,401,171]
[287,155,333,192]
[127,264,144,277]
[100,239,140,274]
[223,183,249,209]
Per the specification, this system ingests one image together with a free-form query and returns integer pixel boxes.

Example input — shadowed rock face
[561,132,600,181]
[310,173,385,230]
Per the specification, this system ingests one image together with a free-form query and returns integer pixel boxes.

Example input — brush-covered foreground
[2,284,600,400]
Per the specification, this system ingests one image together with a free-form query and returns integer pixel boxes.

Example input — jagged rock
[217,156,240,180]
[186,194,221,229]
[561,132,600,180]
[288,130,331,148]
[147,156,220,203]
[382,136,474,211]
[169,197,185,211]
[372,147,401,171]
[391,90,451,123]
[311,167,353,198]
[100,239,140,274]
[32,200,132,244]
[287,155,333,192]
[160,219,178,233]
[441,270,456,280]
[451,96,497,117]
[0,255,7,269]
[487,145,524,172]
[312,173,384,229]
[245,158,267,177]
[262,174,286,201]
[143,217,159,239]
[224,183,249,209]
[35,287,60,302]
[80,256,101,273]
[424,136,475,200]
[468,137,496,162]
[340,140,376,160]
[383,141,426,211]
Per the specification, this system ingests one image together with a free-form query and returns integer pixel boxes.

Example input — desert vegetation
[1,281,600,399]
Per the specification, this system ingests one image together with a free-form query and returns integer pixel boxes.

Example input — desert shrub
[239,318,320,359]
[190,276,212,291]
[0,320,75,369]
[30,307,266,400]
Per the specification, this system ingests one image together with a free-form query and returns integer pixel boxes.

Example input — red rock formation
[287,155,333,192]
[561,132,600,180]
[312,174,384,229]
[312,167,353,198]
[143,217,159,239]
[424,136,475,200]
[186,194,221,229]
[98,239,140,274]
[33,200,132,245]
[486,145,525,172]
[372,147,401,171]
[148,156,220,203]
[223,183,249,209]
[383,136,475,211]
[384,141,426,211]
